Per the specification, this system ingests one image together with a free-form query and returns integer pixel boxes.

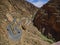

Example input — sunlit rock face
[0,0,51,45]
[0,0,38,22]
[33,0,60,41]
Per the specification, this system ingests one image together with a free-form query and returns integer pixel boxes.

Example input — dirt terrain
[0,0,59,45]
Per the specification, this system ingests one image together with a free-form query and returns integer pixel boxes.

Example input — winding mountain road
[7,18,22,40]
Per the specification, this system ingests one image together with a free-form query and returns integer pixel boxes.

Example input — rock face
[0,0,38,22]
[0,18,51,45]
[0,0,51,45]
[33,0,60,41]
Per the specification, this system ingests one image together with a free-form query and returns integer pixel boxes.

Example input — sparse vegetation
[39,33,54,43]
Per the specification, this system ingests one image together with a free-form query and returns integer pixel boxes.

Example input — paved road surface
[7,18,22,40]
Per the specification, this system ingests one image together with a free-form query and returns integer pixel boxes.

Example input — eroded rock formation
[0,0,38,22]
[33,0,60,41]
[0,0,52,45]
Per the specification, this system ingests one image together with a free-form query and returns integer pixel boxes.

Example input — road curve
[7,18,22,40]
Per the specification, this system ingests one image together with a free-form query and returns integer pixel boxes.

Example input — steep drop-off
[0,0,52,45]
[33,0,60,41]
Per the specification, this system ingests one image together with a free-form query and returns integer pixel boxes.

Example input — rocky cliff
[33,0,60,41]
[0,0,52,45]
[0,0,38,22]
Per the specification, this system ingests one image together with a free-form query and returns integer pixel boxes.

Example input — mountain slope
[0,0,51,45]
[33,0,60,41]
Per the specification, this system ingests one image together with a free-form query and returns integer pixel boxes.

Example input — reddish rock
[33,0,60,41]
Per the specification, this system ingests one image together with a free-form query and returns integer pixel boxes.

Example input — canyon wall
[33,0,60,41]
